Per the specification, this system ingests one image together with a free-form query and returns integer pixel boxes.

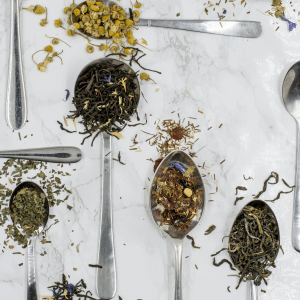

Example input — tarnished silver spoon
[72,0,263,39]
[9,181,49,300]
[282,62,300,252]
[149,150,205,300]
[229,200,280,300]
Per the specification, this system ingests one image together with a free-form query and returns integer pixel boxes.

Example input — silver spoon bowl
[282,62,300,252]
[229,200,280,300]
[72,0,262,40]
[9,181,49,300]
[149,150,205,300]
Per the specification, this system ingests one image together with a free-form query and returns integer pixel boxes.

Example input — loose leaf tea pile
[63,60,140,145]
[43,274,101,300]
[10,187,47,240]
[0,159,73,249]
[213,203,280,289]
[151,163,202,229]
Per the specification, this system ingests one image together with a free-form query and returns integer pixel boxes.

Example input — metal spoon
[72,0,263,39]
[282,62,300,252]
[149,150,205,300]
[7,0,27,130]
[9,181,49,300]
[0,146,82,163]
[74,58,140,299]
[228,200,280,300]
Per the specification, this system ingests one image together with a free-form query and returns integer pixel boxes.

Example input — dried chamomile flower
[133,10,140,17]
[64,7,71,14]
[125,19,134,27]
[73,8,81,16]
[134,0,142,8]
[67,29,76,36]
[128,37,137,46]
[140,72,156,84]
[111,45,119,53]
[23,5,45,14]
[125,30,133,38]
[104,45,109,51]
[273,0,281,6]
[40,7,48,27]
[44,45,53,53]
[37,62,47,72]
[81,5,88,13]
[54,19,65,29]
[45,35,71,47]
[86,45,94,53]
[124,48,134,55]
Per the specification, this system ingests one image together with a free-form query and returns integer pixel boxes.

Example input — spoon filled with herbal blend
[71,57,140,299]
[150,150,205,300]
[70,0,262,41]
[9,181,49,300]
[225,200,280,299]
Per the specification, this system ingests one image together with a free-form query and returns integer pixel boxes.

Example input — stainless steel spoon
[282,62,300,252]
[0,146,82,163]
[74,58,140,299]
[228,200,280,300]
[9,181,49,300]
[149,150,205,300]
[72,0,263,39]
[7,0,27,130]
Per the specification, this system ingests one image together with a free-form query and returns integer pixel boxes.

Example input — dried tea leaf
[205,225,216,235]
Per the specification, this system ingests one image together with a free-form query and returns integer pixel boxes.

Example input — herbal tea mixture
[10,186,47,242]
[151,163,202,229]
[0,159,73,250]
[58,60,140,145]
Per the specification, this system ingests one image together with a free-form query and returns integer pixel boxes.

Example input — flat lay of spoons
[7,0,27,130]
[282,62,300,252]
[229,200,280,300]
[72,0,263,39]
[149,150,205,300]
[9,181,49,300]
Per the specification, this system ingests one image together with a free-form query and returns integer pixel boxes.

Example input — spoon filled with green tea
[282,62,300,252]
[71,0,262,40]
[228,200,280,300]
[9,181,49,300]
[149,150,205,300]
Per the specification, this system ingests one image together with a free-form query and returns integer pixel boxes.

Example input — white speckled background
[0,0,299,299]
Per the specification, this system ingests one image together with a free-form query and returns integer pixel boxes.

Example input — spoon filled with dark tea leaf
[228,200,280,300]
[71,0,262,39]
[282,62,300,252]
[149,150,205,300]
[9,181,49,300]
[73,58,140,299]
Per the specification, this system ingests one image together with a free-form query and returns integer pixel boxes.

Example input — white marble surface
[0,0,300,299]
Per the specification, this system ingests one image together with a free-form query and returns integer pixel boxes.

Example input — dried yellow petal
[184,188,193,197]
[134,0,142,8]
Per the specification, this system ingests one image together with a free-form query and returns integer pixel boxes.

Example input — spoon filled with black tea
[9,181,49,300]
[149,150,205,300]
[228,200,280,300]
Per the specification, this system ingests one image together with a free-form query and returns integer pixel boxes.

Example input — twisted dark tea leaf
[228,202,279,289]
[69,59,140,145]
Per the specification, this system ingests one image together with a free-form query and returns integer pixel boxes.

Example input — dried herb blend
[0,159,73,250]
[43,274,101,300]
[213,203,280,289]
[10,185,47,240]
[63,59,140,145]
[151,163,202,229]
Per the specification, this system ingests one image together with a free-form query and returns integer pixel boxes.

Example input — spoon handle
[293,122,300,252]
[173,238,183,300]
[96,132,116,299]
[137,19,262,38]
[249,280,258,300]
[27,238,38,300]
[0,147,82,163]
[6,0,27,130]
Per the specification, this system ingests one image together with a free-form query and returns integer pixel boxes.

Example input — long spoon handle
[0,147,82,163]
[138,19,262,38]
[293,122,300,252]
[6,0,27,130]
[249,280,258,300]
[27,238,38,300]
[96,132,116,299]
[173,238,183,300]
